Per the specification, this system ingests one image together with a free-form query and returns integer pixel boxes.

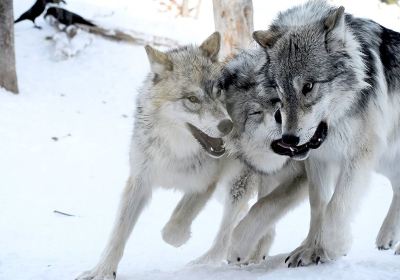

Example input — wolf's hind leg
[162,182,217,247]
[377,175,400,252]
[76,176,151,280]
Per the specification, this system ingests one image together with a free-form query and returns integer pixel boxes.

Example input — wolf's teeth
[210,147,215,152]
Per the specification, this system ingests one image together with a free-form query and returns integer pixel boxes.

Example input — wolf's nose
[282,134,300,146]
[218,119,233,135]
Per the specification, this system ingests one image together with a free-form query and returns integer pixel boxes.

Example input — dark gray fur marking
[230,171,251,202]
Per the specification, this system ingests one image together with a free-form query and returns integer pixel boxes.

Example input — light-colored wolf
[76,32,236,280]
[229,0,400,267]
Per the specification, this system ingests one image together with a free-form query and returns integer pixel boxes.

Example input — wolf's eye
[188,96,200,103]
[249,111,263,116]
[302,82,314,95]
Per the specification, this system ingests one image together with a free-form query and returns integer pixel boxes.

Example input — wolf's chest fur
[132,111,221,193]
[149,150,221,192]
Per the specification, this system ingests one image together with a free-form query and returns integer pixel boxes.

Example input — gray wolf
[168,48,308,265]
[76,32,234,280]
[230,0,400,267]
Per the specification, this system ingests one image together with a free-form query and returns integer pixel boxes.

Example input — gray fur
[250,0,400,266]
[230,170,251,203]
[192,48,308,265]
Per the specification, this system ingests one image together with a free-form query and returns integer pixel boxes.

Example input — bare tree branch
[48,19,181,49]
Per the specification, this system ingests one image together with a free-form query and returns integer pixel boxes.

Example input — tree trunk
[0,0,19,94]
[181,0,190,17]
[212,0,253,59]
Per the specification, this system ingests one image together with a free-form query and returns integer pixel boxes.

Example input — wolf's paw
[227,246,251,266]
[75,269,116,280]
[376,226,399,251]
[226,222,256,265]
[247,251,267,265]
[227,247,252,266]
[285,245,331,268]
[162,220,191,248]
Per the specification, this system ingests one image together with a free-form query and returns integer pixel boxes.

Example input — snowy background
[2,0,400,279]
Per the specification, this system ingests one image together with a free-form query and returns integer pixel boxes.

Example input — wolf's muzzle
[270,122,328,158]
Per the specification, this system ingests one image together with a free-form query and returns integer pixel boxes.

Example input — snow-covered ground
[2,0,400,279]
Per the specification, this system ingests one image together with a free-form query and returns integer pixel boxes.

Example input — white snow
[2,0,400,279]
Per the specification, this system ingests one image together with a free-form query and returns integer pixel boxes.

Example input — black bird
[14,0,66,29]
[44,7,96,27]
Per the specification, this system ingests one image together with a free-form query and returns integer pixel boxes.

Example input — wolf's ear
[252,30,281,48]
[324,6,346,47]
[200,32,221,62]
[145,45,173,74]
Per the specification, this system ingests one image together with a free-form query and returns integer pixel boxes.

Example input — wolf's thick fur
[76,33,235,280]
[232,0,400,266]
[170,49,308,265]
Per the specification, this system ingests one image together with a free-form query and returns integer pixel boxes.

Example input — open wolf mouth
[271,122,328,158]
[187,123,225,158]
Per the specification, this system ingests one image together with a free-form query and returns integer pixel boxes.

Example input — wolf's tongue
[271,140,307,157]
[277,141,294,150]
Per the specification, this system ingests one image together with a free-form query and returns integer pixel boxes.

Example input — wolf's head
[253,1,367,159]
[143,32,233,158]
[221,49,288,174]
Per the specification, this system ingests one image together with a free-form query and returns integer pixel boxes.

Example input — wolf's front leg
[247,227,276,264]
[247,176,279,264]
[76,176,151,280]
[190,200,248,265]
[285,159,334,267]
[190,169,255,265]
[228,175,308,265]
[286,157,373,267]
[162,182,217,247]
[189,193,251,265]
